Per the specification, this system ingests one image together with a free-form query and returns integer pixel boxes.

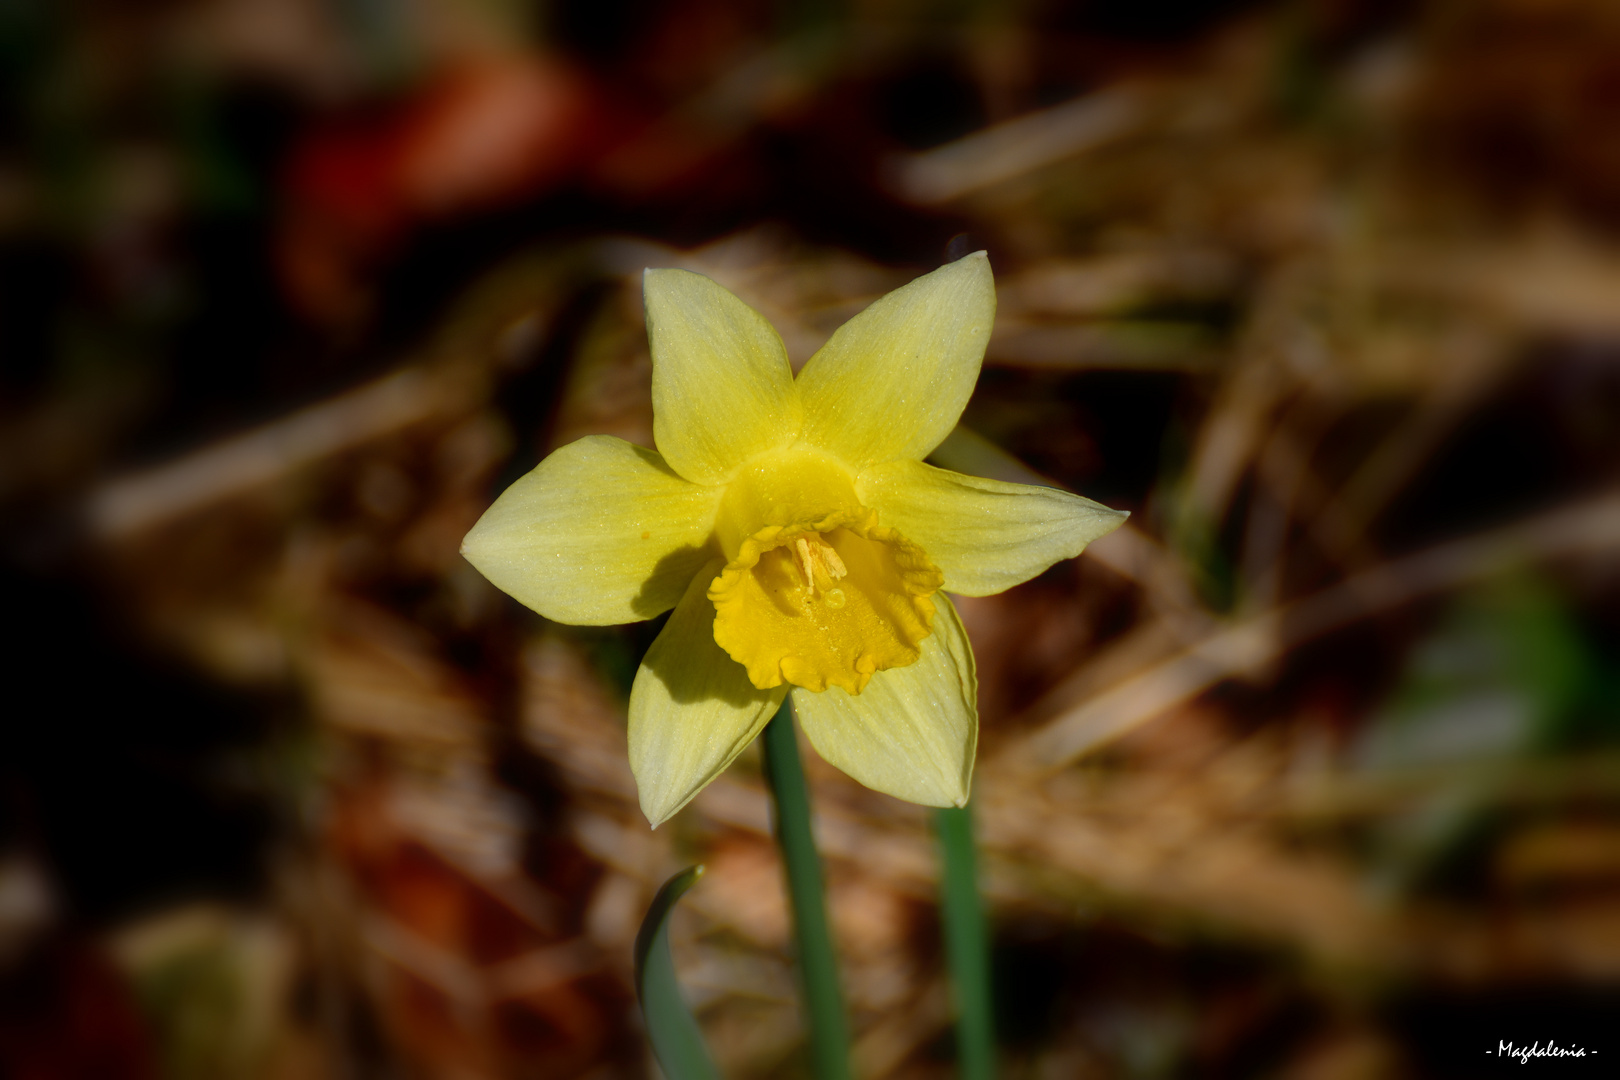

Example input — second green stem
[937,804,996,1080]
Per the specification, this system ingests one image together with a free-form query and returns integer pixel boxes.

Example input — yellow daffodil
[463,253,1126,825]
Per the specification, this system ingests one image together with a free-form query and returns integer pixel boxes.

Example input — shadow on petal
[640,560,764,707]
[631,542,719,619]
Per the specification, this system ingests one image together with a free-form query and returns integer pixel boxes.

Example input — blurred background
[3,0,1620,1077]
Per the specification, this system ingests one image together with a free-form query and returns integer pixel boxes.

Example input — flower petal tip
[634,763,707,830]
[639,783,694,829]
[952,249,991,273]
[640,266,685,294]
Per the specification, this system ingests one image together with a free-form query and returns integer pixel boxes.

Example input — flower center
[792,534,848,608]
[706,447,944,695]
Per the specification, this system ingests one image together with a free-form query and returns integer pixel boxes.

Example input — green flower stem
[760,698,853,1080]
[936,804,996,1080]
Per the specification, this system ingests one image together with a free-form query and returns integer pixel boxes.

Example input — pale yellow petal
[645,268,802,484]
[795,252,994,468]
[461,435,720,624]
[792,592,976,807]
[858,458,1127,596]
[630,561,788,826]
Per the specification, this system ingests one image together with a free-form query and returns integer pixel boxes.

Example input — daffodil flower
[463,253,1126,825]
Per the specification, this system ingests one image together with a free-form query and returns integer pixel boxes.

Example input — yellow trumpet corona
[462,252,1126,825]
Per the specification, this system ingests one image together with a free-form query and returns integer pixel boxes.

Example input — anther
[792,534,849,602]
[795,537,816,592]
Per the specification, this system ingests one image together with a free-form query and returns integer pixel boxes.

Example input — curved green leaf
[635,865,720,1080]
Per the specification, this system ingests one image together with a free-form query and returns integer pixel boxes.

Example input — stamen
[795,537,816,591]
[791,534,849,603]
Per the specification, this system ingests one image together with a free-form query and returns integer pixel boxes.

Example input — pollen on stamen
[791,534,849,606]
[794,537,816,592]
[821,544,847,580]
